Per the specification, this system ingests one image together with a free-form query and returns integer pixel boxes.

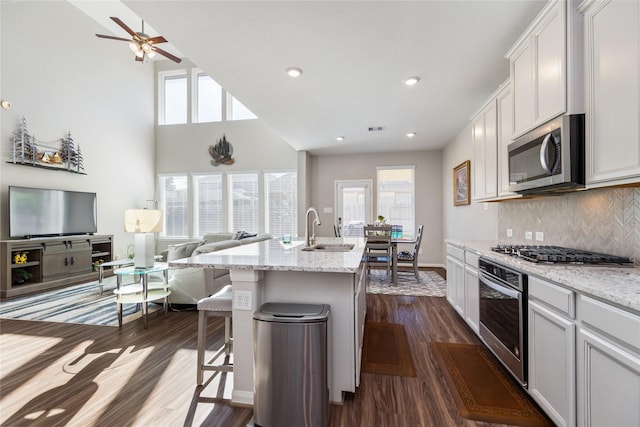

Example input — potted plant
[13,269,33,285]
[375,215,387,225]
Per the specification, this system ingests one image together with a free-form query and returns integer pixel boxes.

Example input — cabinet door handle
[64,258,69,266]
[70,257,75,266]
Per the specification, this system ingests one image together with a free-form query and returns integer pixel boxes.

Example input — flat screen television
[9,186,97,238]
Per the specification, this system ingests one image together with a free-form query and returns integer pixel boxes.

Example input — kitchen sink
[301,243,355,252]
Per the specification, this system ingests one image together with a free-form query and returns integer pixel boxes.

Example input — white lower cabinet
[528,299,576,427]
[447,244,479,331]
[446,255,465,316]
[576,296,640,427]
[464,265,479,334]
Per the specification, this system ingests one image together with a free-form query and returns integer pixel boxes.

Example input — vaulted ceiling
[76,0,547,155]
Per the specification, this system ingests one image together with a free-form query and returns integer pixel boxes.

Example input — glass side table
[97,255,163,295]
[113,263,170,328]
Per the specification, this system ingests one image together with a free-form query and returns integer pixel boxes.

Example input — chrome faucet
[305,207,321,248]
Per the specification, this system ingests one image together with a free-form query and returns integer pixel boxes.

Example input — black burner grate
[490,245,633,265]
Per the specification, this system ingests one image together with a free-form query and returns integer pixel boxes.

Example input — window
[377,166,415,238]
[193,174,224,237]
[159,171,296,238]
[228,173,259,232]
[228,94,258,121]
[159,68,257,125]
[265,171,297,237]
[159,174,189,238]
[193,70,222,123]
[159,70,187,125]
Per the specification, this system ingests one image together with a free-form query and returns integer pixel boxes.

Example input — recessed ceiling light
[335,136,345,141]
[403,76,420,86]
[286,67,303,78]
[406,132,416,138]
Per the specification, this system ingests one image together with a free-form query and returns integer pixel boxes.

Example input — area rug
[431,342,553,427]
[361,322,416,377]
[367,269,446,297]
[0,276,162,327]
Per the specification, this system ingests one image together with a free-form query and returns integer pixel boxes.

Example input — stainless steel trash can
[253,302,330,427]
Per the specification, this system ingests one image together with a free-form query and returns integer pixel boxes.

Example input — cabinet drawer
[464,250,480,269]
[529,276,575,318]
[580,295,640,351]
[446,244,465,262]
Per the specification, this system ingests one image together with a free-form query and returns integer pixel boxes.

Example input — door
[335,180,372,237]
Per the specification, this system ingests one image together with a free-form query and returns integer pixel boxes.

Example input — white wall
[154,59,298,174]
[441,121,499,258]
[310,150,444,266]
[0,1,156,259]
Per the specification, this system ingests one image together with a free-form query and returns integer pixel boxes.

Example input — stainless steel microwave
[508,114,585,194]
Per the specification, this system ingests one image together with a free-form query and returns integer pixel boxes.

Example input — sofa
[164,231,272,304]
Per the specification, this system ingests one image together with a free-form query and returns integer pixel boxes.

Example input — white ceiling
[74,0,546,156]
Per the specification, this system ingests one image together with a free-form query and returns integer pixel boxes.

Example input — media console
[1,235,113,298]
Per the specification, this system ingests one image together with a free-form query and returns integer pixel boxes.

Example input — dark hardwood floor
[0,269,517,427]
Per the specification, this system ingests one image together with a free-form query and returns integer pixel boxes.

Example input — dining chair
[397,224,424,281]
[363,225,392,278]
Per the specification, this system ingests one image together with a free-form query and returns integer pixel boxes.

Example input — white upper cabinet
[506,0,583,139]
[535,3,566,123]
[511,40,535,135]
[472,97,498,201]
[580,0,640,187]
[471,81,519,202]
[496,84,520,198]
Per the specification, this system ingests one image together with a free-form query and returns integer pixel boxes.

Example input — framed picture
[453,160,470,206]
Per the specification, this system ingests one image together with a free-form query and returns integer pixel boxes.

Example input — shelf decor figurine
[14,252,28,264]
[209,134,235,166]
[8,117,85,174]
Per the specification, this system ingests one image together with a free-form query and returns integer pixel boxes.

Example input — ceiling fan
[96,17,182,63]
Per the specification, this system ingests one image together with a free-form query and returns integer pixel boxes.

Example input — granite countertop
[169,237,365,274]
[447,240,640,313]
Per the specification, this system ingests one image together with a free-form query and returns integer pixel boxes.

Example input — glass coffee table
[113,263,171,328]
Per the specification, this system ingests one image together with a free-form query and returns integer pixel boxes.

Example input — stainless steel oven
[478,258,527,387]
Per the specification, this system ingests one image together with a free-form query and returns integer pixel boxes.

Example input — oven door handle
[479,273,520,299]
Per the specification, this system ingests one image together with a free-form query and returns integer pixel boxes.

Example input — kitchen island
[169,237,367,406]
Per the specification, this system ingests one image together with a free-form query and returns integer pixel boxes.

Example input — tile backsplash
[498,187,640,265]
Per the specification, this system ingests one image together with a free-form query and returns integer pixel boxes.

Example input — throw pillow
[166,240,205,261]
[238,231,258,240]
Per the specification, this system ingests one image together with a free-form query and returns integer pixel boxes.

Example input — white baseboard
[232,389,254,407]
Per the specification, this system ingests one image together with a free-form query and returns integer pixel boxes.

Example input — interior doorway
[335,180,373,237]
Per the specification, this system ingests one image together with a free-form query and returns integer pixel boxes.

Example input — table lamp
[124,209,163,268]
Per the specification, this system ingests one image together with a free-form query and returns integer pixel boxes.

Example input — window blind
[376,166,415,238]
[159,174,188,238]
[193,174,223,237]
[228,173,259,232]
[265,171,297,236]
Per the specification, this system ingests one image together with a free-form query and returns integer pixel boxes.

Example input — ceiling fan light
[147,50,156,59]
[141,43,152,53]
[129,42,140,54]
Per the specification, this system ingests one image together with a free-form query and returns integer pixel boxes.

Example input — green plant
[14,269,33,281]
[126,244,135,259]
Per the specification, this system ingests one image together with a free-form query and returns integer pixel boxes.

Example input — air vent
[368,126,385,132]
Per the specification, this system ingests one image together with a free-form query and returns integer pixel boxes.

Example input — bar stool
[197,284,233,385]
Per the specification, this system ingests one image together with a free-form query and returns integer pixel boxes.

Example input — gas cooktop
[491,245,633,265]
